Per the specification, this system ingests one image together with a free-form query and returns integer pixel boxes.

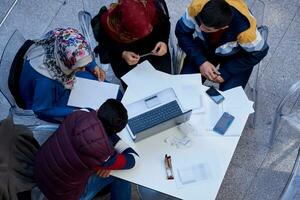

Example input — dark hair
[196,0,233,28]
[97,99,128,136]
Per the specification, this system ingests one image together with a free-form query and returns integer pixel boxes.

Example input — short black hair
[97,99,128,136]
[196,0,233,28]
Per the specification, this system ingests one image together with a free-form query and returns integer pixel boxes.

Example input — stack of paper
[121,61,204,111]
[67,77,119,110]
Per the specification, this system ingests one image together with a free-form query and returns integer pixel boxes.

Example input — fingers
[213,75,224,83]
[152,43,160,53]
[122,51,140,65]
[210,68,222,82]
[152,42,167,56]
[206,68,218,80]
[100,70,105,81]
[93,67,106,81]
[212,67,221,76]
[200,61,220,81]
[130,52,140,59]
[93,70,100,81]
[128,54,139,65]
[203,66,218,81]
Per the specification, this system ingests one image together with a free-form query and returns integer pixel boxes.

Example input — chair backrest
[275,81,300,117]
[171,44,186,75]
[280,148,300,200]
[155,0,177,74]
[164,0,182,74]
[29,124,59,145]
[0,30,26,108]
[258,25,269,42]
[269,81,300,146]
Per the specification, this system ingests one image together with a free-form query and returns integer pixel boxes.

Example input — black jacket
[91,0,170,64]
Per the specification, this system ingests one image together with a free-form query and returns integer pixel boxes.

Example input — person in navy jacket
[34,99,139,200]
[19,28,106,122]
[175,0,269,91]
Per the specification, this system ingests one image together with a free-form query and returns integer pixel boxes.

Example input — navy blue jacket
[19,59,97,121]
[175,0,269,81]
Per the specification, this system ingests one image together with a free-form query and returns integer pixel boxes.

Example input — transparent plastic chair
[269,80,300,147]
[279,148,300,200]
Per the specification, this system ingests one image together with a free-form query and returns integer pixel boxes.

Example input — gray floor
[0,0,299,199]
[0,0,15,23]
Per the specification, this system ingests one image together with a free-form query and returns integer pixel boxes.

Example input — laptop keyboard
[128,100,183,135]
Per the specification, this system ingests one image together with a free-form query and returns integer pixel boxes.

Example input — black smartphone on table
[205,87,225,104]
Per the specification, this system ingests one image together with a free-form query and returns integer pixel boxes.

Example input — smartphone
[213,112,235,135]
[205,87,225,104]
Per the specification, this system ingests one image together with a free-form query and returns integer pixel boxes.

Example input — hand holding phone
[206,87,225,104]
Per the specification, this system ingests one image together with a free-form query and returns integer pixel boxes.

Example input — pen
[139,52,153,58]
[165,154,174,180]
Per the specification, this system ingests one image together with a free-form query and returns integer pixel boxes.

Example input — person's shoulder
[33,74,55,89]
[188,0,209,17]
[234,12,258,44]
[91,6,108,28]
[64,109,102,132]
[237,29,257,45]
[70,109,96,119]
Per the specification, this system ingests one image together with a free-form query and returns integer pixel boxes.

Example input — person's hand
[213,75,224,83]
[93,66,106,81]
[152,42,167,56]
[199,61,220,81]
[122,51,140,65]
[96,169,111,178]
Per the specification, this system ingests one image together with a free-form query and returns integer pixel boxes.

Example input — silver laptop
[126,88,192,142]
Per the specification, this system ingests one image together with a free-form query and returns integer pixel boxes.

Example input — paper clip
[165,154,174,180]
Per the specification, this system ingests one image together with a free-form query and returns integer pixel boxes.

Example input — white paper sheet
[222,86,254,114]
[172,150,221,190]
[121,60,157,86]
[121,61,204,111]
[170,74,204,111]
[68,77,119,110]
[177,163,210,185]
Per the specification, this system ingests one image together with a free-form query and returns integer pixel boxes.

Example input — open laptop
[126,88,192,142]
